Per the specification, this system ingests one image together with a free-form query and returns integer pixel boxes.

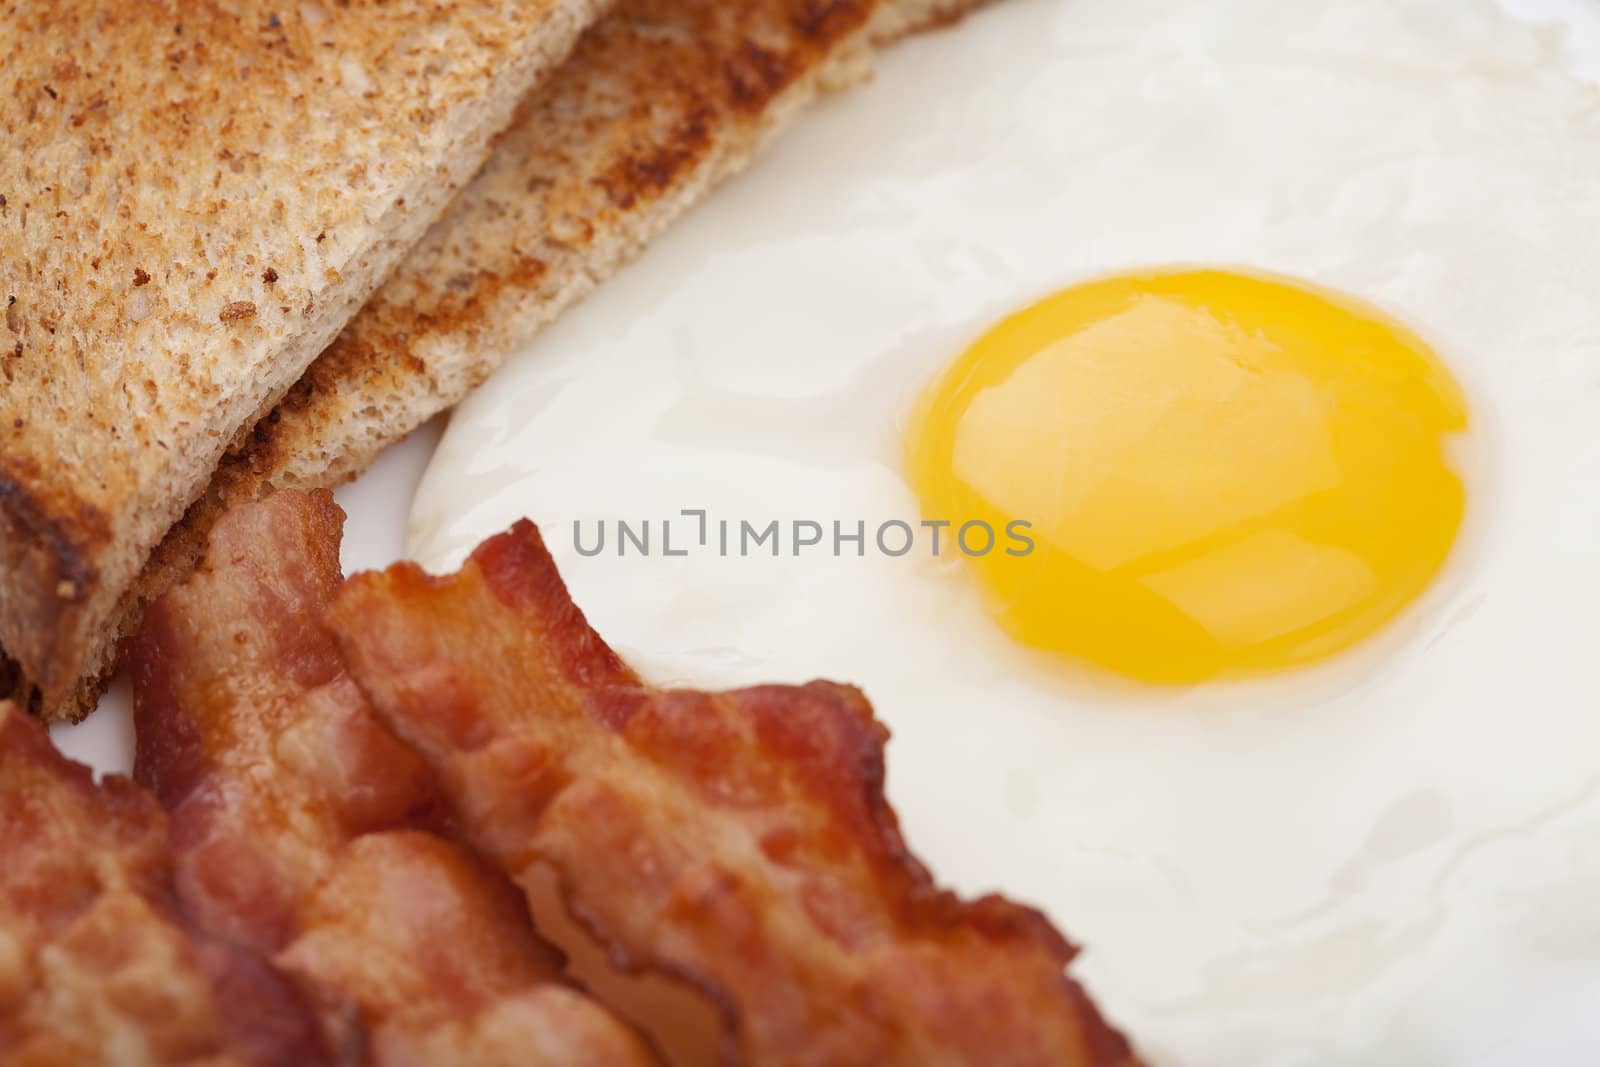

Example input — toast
[0,0,611,718]
[215,0,989,503]
[6,0,993,721]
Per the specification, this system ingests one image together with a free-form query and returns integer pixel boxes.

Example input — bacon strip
[329,520,1142,1067]
[130,490,441,957]
[0,703,331,1067]
[127,490,659,1067]
[281,831,658,1067]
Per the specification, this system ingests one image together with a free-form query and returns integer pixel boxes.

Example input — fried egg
[905,267,1468,683]
[409,0,1600,1062]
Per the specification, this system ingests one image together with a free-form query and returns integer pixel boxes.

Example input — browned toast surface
[6,0,992,720]
[210,0,931,501]
[0,0,610,717]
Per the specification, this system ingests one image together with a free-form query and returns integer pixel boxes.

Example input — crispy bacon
[329,519,1142,1067]
[281,832,660,1067]
[0,703,332,1067]
[129,489,441,957]
[127,490,659,1067]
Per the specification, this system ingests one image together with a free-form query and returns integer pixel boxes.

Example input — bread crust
[0,0,611,715]
[228,0,988,503]
[4,0,992,721]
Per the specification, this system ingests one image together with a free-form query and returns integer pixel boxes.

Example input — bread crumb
[219,301,257,322]
[262,267,278,284]
[132,268,151,286]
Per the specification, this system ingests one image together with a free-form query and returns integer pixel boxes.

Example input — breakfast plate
[47,1,1600,1064]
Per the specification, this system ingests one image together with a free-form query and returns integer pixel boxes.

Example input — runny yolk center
[905,268,1468,684]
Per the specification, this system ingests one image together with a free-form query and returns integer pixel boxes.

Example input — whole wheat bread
[4,0,992,721]
[216,0,987,496]
[0,0,612,717]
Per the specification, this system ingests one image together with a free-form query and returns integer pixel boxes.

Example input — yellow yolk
[905,268,1468,684]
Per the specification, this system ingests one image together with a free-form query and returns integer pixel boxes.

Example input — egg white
[409,1,1600,1063]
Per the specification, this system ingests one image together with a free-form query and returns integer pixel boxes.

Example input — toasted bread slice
[6,0,993,722]
[217,0,989,503]
[0,0,611,718]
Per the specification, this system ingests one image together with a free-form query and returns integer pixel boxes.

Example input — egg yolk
[905,268,1468,684]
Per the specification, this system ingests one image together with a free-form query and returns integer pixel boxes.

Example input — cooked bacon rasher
[329,518,1142,1067]
[129,490,442,958]
[281,831,660,1067]
[0,702,331,1067]
[126,490,659,1067]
